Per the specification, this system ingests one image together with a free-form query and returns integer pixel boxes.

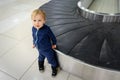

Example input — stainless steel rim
[77,0,120,22]
[56,50,120,80]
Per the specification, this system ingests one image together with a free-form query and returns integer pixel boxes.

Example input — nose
[36,21,39,24]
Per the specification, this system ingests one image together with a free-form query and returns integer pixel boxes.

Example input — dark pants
[38,48,59,67]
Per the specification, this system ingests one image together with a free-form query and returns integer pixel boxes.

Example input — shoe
[39,66,44,71]
[51,66,57,76]
[38,61,44,71]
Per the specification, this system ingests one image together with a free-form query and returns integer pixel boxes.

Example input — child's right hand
[32,45,35,48]
[52,45,56,49]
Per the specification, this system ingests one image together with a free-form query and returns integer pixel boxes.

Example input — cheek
[40,21,45,25]
[33,22,37,27]
[32,21,36,24]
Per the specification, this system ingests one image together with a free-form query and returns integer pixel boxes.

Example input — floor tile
[0,0,15,6]
[0,35,18,57]
[3,20,32,41]
[68,75,83,80]
[0,70,16,80]
[21,61,69,80]
[0,37,38,79]
[0,0,50,33]
[0,12,30,33]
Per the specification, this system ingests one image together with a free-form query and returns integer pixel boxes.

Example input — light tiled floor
[0,0,82,80]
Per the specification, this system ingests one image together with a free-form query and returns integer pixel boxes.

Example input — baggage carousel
[40,0,120,80]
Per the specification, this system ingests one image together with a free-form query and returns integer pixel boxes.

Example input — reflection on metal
[78,0,120,22]
[56,50,120,80]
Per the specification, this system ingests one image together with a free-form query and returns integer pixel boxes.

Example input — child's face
[32,14,45,29]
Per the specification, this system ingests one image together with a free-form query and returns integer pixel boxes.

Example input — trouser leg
[39,49,59,76]
[45,49,58,76]
[45,49,59,67]
[38,50,45,71]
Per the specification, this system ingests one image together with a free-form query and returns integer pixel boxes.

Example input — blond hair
[31,9,46,20]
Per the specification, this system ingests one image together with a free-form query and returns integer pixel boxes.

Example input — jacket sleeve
[32,27,36,45]
[48,27,57,45]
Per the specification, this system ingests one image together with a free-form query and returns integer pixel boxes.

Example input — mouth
[36,25,40,27]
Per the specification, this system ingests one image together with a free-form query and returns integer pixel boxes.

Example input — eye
[38,20,41,21]
[33,20,36,22]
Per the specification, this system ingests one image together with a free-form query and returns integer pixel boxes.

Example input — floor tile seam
[0,35,21,58]
[0,42,20,58]
[19,58,37,80]
[0,69,17,80]
[0,33,21,41]
[0,35,31,58]
[0,32,31,42]
[67,73,70,80]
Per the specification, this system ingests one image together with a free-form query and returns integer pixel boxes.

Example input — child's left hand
[52,45,56,49]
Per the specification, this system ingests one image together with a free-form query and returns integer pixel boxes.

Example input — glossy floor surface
[0,0,82,80]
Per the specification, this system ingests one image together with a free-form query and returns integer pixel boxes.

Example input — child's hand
[32,45,35,48]
[52,45,56,49]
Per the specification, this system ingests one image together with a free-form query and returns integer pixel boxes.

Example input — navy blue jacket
[32,24,57,50]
